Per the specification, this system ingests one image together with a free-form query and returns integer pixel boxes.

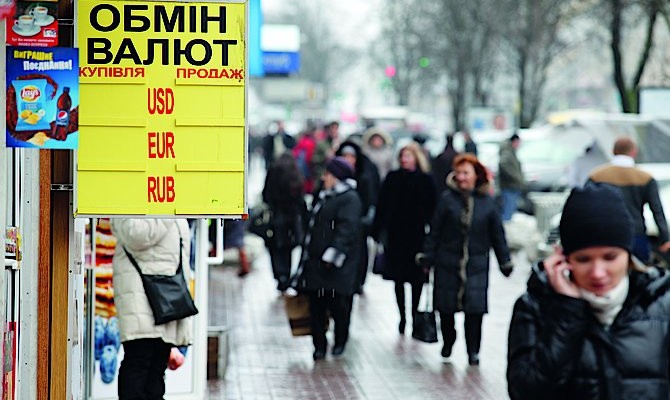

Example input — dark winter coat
[297,180,362,296]
[498,141,525,191]
[336,141,381,224]
[262,131,296,166]
[262,157,306,249]
[432,144,458,196]
[423,175,511,314]
[508,265,670,400]
[373,168,436,283]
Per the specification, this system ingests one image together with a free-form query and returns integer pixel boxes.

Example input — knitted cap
[559,184,633,256]
[326,157,354,181]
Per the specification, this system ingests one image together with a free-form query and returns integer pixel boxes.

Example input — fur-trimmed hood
[362,127,393,147]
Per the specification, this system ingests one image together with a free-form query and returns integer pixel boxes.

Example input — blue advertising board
[249,0,264,77]
[262,51,300,75]
[5,46,79,149]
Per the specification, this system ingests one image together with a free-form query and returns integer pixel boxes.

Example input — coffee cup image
[14,15,34,31]
[30,6,48,22]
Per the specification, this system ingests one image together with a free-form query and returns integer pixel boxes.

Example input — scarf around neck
[579,275,629,327]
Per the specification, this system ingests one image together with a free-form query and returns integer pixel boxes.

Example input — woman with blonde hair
[507,183,670,399]
[419,153,512,365]
[372,142,436,334]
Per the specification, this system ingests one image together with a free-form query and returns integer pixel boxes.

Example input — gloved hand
[500,261,513,278]
[415,253,431,269]
[321,260,335,270]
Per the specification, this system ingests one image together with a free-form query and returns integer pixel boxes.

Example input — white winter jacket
[111,218,193,346]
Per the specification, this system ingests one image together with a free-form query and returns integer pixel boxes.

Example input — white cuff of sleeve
[322,247,346,268]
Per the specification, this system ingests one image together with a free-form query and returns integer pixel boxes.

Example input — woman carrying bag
[111,218,194,399]
[296,157,362,360]
[372,142,436,335]
[419,153,513,366]
[262,152,306,291]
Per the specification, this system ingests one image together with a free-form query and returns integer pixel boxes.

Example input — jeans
[632,234,651,264]
[501,189,521,221]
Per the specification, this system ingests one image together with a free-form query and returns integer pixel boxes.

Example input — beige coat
[111,218,193,346]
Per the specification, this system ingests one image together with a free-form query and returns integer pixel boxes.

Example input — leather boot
[237,248,250,277]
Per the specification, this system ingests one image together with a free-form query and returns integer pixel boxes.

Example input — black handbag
[248,202,274,242]
[124,235,199,325]
[412,272,438,343]
[372,243,385,275]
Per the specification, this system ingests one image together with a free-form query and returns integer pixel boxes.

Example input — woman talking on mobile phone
[507,183,670,399]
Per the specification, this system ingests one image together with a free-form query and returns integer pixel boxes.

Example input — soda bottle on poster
[52,86,71,140]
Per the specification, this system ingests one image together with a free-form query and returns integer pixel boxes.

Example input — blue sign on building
[262,52,300,75]
[248,0,264,77]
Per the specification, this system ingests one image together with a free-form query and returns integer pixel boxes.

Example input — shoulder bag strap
[123,246,144,277]
[175,220,184,274]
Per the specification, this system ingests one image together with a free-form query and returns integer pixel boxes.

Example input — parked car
[536,162,670,267]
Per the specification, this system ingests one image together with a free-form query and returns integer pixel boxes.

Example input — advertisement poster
[77,0,247,217]
[5,46,79,149]
[90,219,195,398]
[6,0,57,47]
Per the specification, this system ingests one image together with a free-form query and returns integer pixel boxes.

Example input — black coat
[508,266,670,400]
[262,132,296,166]
[373,169,436,283]
[262,162,306,249]
[297,183,362,296]
[432,146,458,196]
[423,179,510,314]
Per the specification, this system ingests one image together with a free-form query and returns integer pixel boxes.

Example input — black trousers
[268,246,292,284]
[440,313,484,355]
[395,281,422,319]
[309,292,353,351]
[118,338,172,400]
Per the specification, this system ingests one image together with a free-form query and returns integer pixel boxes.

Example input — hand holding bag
[372,243,385,275]
[248,202,274,242]
[284,259,312,336]
[412,271,438,343]
[124,234,199,325]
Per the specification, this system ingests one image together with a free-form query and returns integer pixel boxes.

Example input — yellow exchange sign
[76,0,247,217]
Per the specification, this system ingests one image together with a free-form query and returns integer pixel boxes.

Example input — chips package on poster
[13,79,51,132]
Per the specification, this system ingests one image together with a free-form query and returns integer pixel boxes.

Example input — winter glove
[500,261,513,278]
[320,260,335,270]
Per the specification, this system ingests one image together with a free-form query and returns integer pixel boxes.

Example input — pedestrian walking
[261,120,296,168]
[588,136,670,264]
[312,121,341,181]
[498,133,525,221]
[225,219,251,277]
[262,153,306,291]
[292,127,317,194]
[419,153,513,366]
[507,183,670,399]
[111,218,193,399]
[335,141,380,294]
[361,126,394,181]
[296,157,362,360]
[372,142,436,335]
[463,131,478,156]
[432,134,459,196]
